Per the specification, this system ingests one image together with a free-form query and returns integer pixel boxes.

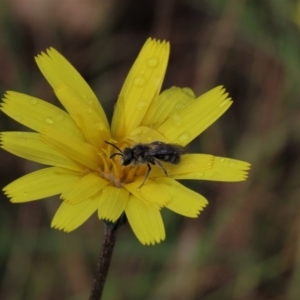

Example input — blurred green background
[1,0,300,299]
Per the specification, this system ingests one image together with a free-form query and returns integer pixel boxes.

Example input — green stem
[89,224,117,300]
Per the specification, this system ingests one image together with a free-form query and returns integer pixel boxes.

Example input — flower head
[1,38,250,245]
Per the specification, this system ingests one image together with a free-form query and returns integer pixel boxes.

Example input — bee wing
[147,142,186,155]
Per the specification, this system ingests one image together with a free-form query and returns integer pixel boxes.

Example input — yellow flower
[1,38,250,245]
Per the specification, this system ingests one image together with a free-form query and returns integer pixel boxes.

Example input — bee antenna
[110,153,123,159]
[105,141,123,153]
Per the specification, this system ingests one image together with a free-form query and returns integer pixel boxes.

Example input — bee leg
[139,163,151,188]
[154,158,168,177]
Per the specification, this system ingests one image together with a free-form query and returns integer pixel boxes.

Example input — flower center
[97,142,146,188]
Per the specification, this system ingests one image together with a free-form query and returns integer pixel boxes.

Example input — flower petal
[124,177,171,209]
[55,85,110,147]
[142,87,196,128]
[51,199,98,232]
[35,48,109,128]
[111,38,170,139]
[149,154,213,178]
[61,173,109,204]
[152,177,208,217]
[162,154,250,181]
[0,132,83,171]
[125,195,165,245]
[157,86,232,146]
[1,92,84,139]
[41,128,100,170]
[3,167,81,202]
[98,186,129,222]
[126,126,168,144]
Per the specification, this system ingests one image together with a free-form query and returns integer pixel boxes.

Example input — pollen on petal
[125,195,165,245]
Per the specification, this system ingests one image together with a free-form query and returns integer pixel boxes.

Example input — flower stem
[89,224,117,300]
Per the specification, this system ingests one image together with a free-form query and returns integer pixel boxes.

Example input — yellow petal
[149,154,213,178]
[51,199,98,232]
[98,186,129,222]
[157,86,232,146]
[125,195,165,245]
[152,177,208,217]
[125,126,168,144]
[166,155,250,181]
[124,177,171,209]
[55,85,110,147]
[0,132,83,171]
[1,92,84,139]
[41,128,100,170]
[111,38,170,139]
[3,167,81,202]
[61,172,109,204]
[142,87,196,128]
[35,48,109,128]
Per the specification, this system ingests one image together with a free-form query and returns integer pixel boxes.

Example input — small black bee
[105,141,186,187]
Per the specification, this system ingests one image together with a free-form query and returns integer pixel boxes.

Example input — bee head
[105,141,133,166]
[121,148,133,166]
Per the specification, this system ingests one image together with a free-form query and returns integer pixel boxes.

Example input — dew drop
[94,122,105,131]
[220,158,225,162]
[171,114,182,127]
[46,117,54,124]
[136,102,148,111]
[178,132,191,144]
[182,87,195,98]
[175,102,185,110]
[146,57,158,68]
[23,192,28,196]
[133,75,146,87]
[130,127,143,136]
[30,98,38,105]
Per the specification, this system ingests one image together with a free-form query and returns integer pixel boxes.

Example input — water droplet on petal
[220,158,225,162]
[178,132,191,144]
[130,127,143,136]
[136,102,148,111]
[23,192,28,196]
[30,98,38,105]
[182,88,195,98]
[133,75,146,87]
[95,122,105,131]
[46,117,54,124]
[147,57,158,68]
[175,102,185,110]
[171,114,182,127]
